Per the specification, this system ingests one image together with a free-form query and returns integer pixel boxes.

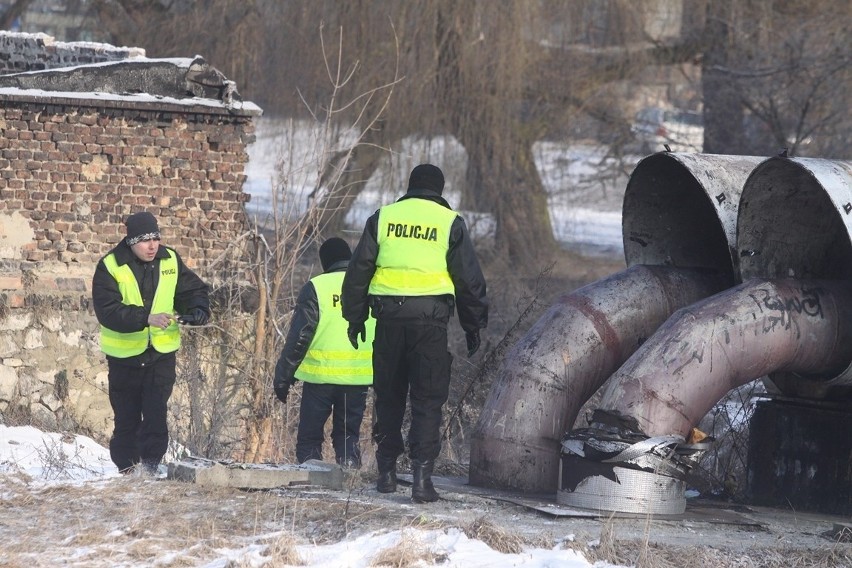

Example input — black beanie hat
[319,237,352,271]
[125,212,160,245]
[407,164,445,195]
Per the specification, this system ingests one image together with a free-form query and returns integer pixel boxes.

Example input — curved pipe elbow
[468,264,731,492]
[597,278,852,438]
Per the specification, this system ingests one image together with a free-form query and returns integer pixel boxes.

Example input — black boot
[376,455,398,493]
[411,459,439,503]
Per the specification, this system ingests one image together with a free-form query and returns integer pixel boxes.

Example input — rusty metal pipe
[596,278,852,438]
[738,157,852,399]
[468,265,732,493]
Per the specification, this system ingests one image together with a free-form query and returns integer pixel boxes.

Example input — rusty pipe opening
[622,153,763,276]
[738,157,852,398]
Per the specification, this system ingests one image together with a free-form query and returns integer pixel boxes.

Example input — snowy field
[243,118,632,258]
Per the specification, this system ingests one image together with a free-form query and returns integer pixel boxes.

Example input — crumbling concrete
[0,55,241,103]
[168,457,352,490]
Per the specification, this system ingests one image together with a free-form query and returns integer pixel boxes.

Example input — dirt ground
[1,468,849,568]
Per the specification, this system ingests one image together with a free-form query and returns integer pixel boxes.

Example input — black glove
[465,330,481,358]
[273,381,290,403]
[188,307,209,326]
[347,321,366,350]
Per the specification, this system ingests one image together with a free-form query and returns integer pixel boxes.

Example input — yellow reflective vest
[296,271,375,385]
[99,249,180,357]
[369,199,457,296]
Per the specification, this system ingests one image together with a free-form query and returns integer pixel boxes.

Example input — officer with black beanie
[274,237,375,467]
[342,163,488,502]
[92,211,210,475]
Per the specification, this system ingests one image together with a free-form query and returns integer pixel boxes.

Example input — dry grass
[462,516,525,554]
[368,528,439,568]
[0,476,319,566]
[2,450,850,568]
[574,518,852,568]
[266,533,306,566]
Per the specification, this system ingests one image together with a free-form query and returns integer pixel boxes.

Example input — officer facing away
[273,238,375,467]
[341,163,488,503]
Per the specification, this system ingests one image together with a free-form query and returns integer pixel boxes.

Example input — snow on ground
[0,424,118,483]
[0,424,626,567]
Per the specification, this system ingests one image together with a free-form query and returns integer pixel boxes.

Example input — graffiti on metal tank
[748,286,824,336]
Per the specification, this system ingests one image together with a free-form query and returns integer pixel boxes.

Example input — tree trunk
[702,0,747,155]
[436,2,557,266]
[307,138,389,236]
[0,0,34,30]
[491,141,556,262]
[460,128,556,263]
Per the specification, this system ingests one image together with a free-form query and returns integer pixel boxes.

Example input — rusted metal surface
[469,152,763,494]
[623,152,764,276]
[596,278,852,438]
[468,265,730,493]
[738,157,852,398]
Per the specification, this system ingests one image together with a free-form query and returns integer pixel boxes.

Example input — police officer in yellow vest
[92,211,210,475]
[342,164,488,503]
[273,238,375,468]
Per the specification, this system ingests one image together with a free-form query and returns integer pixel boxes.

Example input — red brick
[0,275,24,290]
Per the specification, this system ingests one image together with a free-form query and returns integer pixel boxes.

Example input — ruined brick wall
[0,31,144,75]
[0,34,260,440]
[0,100,254,273]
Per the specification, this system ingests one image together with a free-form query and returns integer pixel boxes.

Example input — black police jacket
[341,190,488,334]
[92,240,210,367]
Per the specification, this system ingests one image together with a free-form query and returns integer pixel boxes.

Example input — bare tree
[0,0,34,30]
[90,0,263,98]
[700,0,851,158]
[84,0,851,265]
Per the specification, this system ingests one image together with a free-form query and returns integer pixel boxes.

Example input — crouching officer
[342,164,488,503]
[273,238,375,467]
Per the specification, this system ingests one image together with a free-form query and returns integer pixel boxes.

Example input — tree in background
[0,0,34,30]
[89,0,264,101]
[699,0,851,157]
[13,1,851,265]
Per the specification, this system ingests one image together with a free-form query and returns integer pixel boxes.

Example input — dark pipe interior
[738,159,852,281]
[622,154,736,282]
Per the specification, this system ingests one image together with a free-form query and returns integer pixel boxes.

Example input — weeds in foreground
[369,528,439,568]
[266,533,305,566]
[462,516,525,554]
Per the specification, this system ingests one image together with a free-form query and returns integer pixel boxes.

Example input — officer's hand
[188,307,209,326]
[148,312,174,330]
[465,330,481,358]
[347,322,366,349]
[273,381,290,403]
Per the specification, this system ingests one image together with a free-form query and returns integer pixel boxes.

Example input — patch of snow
[0,424,118,483]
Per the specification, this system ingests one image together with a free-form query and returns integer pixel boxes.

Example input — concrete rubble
[168,457,353,490]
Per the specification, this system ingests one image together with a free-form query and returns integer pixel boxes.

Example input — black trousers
[296,382,369,466]
[371,321,452,462]
[107,356,176,472]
